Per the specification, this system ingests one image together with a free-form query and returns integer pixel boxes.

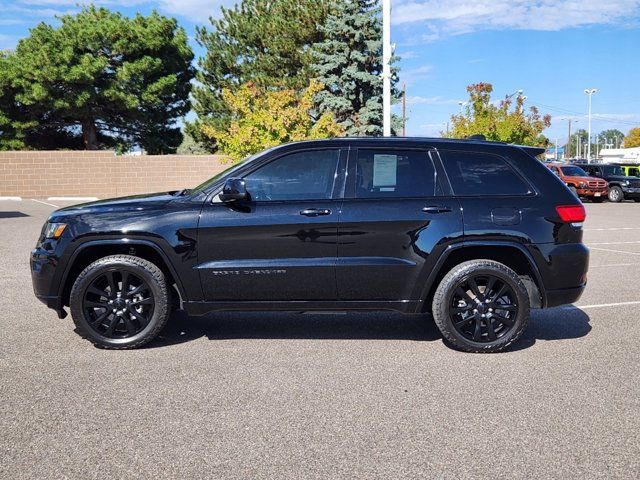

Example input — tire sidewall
[70,259,168,348]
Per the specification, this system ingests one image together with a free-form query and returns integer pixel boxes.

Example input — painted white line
[587,241,640,245]
[570,300,640,310]
[30,199,60,208]
[590,263,638,268]
[48,196,98,201]
[0,196,22,201]
[585,227,640,231]
[590,247,640,256]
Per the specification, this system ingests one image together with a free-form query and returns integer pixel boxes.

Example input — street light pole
[584,88,597,163]
[382,0,391,137]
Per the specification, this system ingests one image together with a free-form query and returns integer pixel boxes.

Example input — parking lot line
[590,263,637,268]
[584,227,640,231]
[30,199,60,208]
[589,247,640,256]
[572,300,640,310]
[587,241,640,245]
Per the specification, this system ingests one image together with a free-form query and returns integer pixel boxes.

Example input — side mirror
[219,178,248,202]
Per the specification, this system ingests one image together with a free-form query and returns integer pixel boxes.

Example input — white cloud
[406,95,458,105]
[401,64,433,84]
[393,0,640,35]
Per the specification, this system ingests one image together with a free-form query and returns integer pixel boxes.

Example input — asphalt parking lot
[1,198,639,479]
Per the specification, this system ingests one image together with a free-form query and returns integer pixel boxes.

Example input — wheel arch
[419,241,545,312]
[59,239,185,308]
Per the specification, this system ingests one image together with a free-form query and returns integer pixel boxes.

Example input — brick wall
[0,151,230,198]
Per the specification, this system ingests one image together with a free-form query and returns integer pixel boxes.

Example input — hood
[51,191,177,218]
[605,175,637,182]
[566,175,604,183]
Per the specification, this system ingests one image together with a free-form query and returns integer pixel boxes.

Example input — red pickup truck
[546,162,608,202]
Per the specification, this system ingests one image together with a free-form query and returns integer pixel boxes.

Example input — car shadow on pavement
[506,306,592,351]
[151,310,442,347]
[149,305,591,351]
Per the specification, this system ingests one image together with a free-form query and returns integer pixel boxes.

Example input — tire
[69,255,170,349]
[608,186,624,203]
[432,259,530,353]
[634,198,640,203]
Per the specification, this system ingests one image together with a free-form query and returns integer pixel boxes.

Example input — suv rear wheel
[69,255,170,349]
[432,260,530,353]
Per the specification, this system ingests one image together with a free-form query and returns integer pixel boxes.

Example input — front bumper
[622,186,640,198]
[576,188,607,197]
[31,246,67,318]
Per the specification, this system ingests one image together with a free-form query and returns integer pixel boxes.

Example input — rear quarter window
[439,150,533,196]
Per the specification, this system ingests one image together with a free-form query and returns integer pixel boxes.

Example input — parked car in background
[617,164,640,178]
[546,162,608,202]
[576,163,640,203]
[32,137,589,353]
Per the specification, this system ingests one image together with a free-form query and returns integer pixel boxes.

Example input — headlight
[44,222,67,239]
[578,182,587,188]
[622,180,630,187]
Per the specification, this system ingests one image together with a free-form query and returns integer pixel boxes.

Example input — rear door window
[351,149,437,198]
[439,150,532,196]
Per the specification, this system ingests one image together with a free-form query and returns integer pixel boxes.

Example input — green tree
[0,50,37,150]
[190,0,331,149]
[1,6,193,153]
[202,80,343,162]
[624,127,640,148]
[311,0,399,136]
[566,129,589,158]
[598,129,624,149]
[445,83,551,146]
[176,131,211,155]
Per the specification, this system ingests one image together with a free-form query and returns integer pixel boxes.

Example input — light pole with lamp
[584,88,597,162]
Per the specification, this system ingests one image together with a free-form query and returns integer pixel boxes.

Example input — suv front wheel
[432,260,530,353]
[69,255,170,349]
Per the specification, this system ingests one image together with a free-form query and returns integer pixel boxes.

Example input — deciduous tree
[190,0,331,148]
[202,80,343,162]
[624,127,640,148]
[445,83,551,147]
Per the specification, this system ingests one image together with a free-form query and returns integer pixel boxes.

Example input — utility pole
[382,0,391,137]
[566,119,572,158]
[402,82,406,137]
[584,88,597,163]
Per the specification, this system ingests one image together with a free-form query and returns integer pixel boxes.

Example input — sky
[1,0,639,144]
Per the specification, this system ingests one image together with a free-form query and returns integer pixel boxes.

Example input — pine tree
[189,0,331,150]
[311,0,399,136]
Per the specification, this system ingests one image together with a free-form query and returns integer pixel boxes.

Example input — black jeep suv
[576,163,640,202]
[31,138,589,352]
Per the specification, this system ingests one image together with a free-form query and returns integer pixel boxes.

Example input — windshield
[601,165,625,176]
[560,166,588,176]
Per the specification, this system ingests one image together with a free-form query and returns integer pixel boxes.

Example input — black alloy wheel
[70,255,170,349]
[432,259,530,353]
[82,270,155,338]
[449,274,518,343]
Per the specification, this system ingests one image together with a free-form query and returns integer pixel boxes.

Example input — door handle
[300,208,331,217]
[422,206,452,214]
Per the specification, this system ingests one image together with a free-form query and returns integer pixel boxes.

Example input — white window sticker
[373,154,397,187]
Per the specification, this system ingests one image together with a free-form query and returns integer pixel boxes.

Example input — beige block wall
[0,151,231,198]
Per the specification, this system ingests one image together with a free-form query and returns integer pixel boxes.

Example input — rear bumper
[544,285,586,308]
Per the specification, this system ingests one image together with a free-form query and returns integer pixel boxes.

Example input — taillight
[556,205,586,223]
